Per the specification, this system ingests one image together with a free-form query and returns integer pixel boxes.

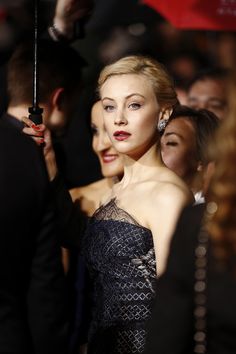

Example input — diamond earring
[157,119,168,133]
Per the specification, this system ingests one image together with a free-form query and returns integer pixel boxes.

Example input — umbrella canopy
[142,0,236,31]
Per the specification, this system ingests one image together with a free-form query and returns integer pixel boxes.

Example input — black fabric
[145,203,236,354]
[83,198,156,354]
[50,172,87,249]
[0,114,68,354]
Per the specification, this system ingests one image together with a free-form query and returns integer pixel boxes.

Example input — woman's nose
[97,131,111,151]
[114,109,127,125]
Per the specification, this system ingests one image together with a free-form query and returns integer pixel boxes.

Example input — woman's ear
[159,107,173,121]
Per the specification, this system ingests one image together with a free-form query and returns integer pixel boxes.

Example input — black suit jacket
[145,203,236,354]
[0,115,68,354]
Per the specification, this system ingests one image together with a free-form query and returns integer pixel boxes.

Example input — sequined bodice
[83,198,156,354]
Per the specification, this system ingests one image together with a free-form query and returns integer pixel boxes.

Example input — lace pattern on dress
[84,197,157,353]
[93,197,141,226]
[92,198,156,292]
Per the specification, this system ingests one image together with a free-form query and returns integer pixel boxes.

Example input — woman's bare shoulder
[157,181,193,205]
[143,168,194,206]
[69,178,109,202]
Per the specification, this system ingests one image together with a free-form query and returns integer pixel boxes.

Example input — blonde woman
[82,56,193,353]
[22,56,193,353]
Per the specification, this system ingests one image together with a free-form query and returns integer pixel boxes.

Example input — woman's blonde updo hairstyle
[98,55,178,109]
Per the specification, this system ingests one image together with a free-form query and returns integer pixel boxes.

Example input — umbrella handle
[28,0,43,125]
[28,106,43,125]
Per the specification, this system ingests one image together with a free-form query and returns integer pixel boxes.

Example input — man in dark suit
[0,2,95,353]
[0,115,68,354]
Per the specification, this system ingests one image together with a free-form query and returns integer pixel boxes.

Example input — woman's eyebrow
[164,131,184,140]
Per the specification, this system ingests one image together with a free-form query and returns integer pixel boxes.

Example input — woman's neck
[121,143,163,186]
[106,176,120,188]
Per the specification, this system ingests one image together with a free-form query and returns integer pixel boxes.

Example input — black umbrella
[28,0,43,125]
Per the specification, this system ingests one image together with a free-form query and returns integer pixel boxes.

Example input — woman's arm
[148,183,193,275]
[145,204,205,354]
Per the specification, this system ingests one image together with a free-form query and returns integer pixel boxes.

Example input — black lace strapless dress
[82,198,156,354]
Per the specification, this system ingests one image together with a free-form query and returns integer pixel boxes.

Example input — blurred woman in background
[145,67,236,354]
[160,105,219,203]
[70,100,123,216]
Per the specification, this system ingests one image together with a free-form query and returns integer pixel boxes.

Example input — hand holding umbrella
[21,116,58,181]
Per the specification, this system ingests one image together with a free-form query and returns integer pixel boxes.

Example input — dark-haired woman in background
[145,71,236,354]
[160,105,219,204]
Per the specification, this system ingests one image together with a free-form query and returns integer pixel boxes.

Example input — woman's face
[91,101,123,178]
[160,117,200,184]
[100,74,160,160]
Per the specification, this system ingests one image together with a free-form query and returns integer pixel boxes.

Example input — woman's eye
[128,102,141,110]
[166,141,178,146]
[104,105,115,112]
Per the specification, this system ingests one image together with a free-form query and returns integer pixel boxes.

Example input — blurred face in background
[175,87,188,105]
[188,78,228,120]
[161,117,200,185]
[91,101,124,178]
